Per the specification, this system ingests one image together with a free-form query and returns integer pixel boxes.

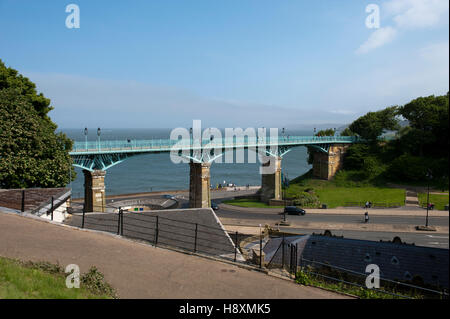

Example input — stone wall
[83,169,106,212]
[189,162,211,208]
[260,157,282,203]
[312,144,350,180]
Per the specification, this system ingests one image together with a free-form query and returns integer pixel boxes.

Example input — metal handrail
[70,136,359,154]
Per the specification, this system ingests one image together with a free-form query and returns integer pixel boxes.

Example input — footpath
[0,211,347,299]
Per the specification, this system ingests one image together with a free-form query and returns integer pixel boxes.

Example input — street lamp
[189,127,193,157]
[425,169,432,227]
[84,127,88,150]
[282,128,285,141]
[97,127,101,151]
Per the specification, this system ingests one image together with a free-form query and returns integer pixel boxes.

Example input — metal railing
[73,207,245,263]
[70,136,359,154]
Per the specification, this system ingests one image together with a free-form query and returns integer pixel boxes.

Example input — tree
[349,106,399,142]
[315,128,335,136]
[0,59,75,188]
[340,127,355,136]
[398,94,449,157]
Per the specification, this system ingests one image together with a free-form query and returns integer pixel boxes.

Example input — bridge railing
[70,136,359,153]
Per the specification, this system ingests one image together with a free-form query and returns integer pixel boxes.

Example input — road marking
[428,242,446,245]
[425,235,449,239]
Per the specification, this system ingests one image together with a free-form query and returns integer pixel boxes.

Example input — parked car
[211,201,219,210]
[284,206,306,215]
[162,194,176,200]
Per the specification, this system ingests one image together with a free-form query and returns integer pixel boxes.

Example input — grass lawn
[418,193,449,211]
[313,187,405,208]
[285,169,407,208]
[0,257,114,299]
[222,199,284,208]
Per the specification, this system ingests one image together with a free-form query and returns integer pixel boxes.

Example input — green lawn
[0,257,114,299]
[222,199,284,208]
[313,187,405,208]
[283,170,406,208]
[418,193,449,211]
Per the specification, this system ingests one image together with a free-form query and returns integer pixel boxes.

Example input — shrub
[80,266,117,298]
[293,192,320,207]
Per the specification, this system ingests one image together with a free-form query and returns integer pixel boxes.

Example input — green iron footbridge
[69,136,359,171]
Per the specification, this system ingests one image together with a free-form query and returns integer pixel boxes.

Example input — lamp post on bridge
[189,127,193,158]
[97,127,101,151]
[84,127,88,150]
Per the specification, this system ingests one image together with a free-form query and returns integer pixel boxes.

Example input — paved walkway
[0,212,347,299]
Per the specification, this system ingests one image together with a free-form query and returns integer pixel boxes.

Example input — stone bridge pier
[311,144,350,180]
[83,169,106,212]
[189,162,211,208]
[260,156,282,203]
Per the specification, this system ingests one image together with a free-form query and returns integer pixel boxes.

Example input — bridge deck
[69,136,358,155]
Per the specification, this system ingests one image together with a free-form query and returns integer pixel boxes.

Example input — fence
[266,236,449,299]
[71,207,255,263]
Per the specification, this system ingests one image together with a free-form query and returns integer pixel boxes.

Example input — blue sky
[0,0,448,129]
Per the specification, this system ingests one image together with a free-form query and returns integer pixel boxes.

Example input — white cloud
[419,41,449,61]
[357,0,449,54]
[356,27,397,54]
[385,0,449,29]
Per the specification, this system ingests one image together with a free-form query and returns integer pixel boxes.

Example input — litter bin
[322,204,328,209]
[445,205,449,211]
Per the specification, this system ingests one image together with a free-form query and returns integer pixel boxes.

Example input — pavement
[0,211,348,299]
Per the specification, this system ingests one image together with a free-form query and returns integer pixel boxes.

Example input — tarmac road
[87,190,449,249]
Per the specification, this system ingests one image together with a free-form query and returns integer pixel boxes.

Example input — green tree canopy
[0,59,75,188]
[349,106,399,142]
[398,93,449,157]
[315,128,335,136]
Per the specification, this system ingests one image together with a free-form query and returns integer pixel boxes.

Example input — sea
[62,128,313,197]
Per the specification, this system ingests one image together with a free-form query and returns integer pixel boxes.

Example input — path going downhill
[0,212,348,299]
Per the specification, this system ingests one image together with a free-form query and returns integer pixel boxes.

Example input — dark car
[162,194,175,200]
[211,202,219,210]
[284,206,305,215]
